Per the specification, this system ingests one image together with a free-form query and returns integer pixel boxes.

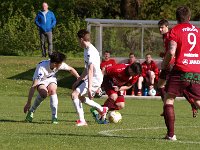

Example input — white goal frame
[85,18,199,58]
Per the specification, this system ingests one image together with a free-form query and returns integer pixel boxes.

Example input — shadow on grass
[24,132,163,141]
[7,67,84,89]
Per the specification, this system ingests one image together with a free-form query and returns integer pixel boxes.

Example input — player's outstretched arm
[24,80,38,113]
[67,66,80,79]
[72,68,87,90]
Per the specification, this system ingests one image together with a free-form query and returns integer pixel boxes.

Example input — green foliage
[0,8,39,56]
[1,0,200,56]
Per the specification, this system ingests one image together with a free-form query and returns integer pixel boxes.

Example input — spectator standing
[35,2,56,57]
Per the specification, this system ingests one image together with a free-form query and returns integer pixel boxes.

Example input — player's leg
[47,82,58,124]
[46,31,53,56]
[148,71,155,89]
[163,93,176,140]
[115,96,125,110]
[184,82,200,118]
[71,85,87,126]
[137,76,144,96]
[40,32,46,57]
[103,93,118,110]
[26,84,48,122]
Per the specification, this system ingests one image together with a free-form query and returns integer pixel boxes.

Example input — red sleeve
[128,75,139,85]
[152,61,159,80]
[141,62,147,77]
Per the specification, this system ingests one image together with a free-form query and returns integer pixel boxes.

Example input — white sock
[50,94,58,119]
[30,95,45,112]
[73,98,85,122]
[84,97,103,112]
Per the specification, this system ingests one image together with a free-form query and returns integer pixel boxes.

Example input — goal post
[86,18,200,60]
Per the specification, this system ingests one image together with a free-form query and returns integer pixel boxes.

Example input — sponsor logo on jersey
[184,53,199,58]
[182,59,188,65]
[182,25,198,33]
[189,60,200,64]
[181,72,200,83]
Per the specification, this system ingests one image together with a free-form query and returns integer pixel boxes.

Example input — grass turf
[0,56,200,150]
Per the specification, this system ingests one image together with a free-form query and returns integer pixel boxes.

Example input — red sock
[164,104,175,137]
[159,87,165,102]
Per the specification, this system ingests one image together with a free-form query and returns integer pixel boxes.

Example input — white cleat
[100,107,108,121]
[76,120,88,127]
[164,135,177,141]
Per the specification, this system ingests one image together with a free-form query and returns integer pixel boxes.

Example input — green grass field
[1,56,200,150]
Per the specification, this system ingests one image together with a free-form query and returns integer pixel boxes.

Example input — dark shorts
[102,75,121,96]
[165,70,200,100]
[159,69,170,80]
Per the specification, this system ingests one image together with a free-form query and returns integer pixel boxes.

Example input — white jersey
[84,44,103,85]
[33,60,70,81]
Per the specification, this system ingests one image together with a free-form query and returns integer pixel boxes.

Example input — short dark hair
[104,50,111,54]
[129,52,135,57]
[77,29,90,41]
[158,19,169,27]
[49,51,66,63]
[176,6,191,23]
[129,62,142,75]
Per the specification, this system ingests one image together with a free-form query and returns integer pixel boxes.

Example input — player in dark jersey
[161,6,200,141]
[158,19,198,117]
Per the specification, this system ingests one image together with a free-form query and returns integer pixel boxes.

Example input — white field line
[98,126,200,144]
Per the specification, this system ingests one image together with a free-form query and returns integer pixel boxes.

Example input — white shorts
[37,77,57,88]
[76,79,102,96]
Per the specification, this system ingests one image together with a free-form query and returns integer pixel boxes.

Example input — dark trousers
[40,31,53,57]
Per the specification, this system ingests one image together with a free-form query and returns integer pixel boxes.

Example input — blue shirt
[35,10,56,33]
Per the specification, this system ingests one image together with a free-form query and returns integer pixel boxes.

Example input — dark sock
[164,104,175,137]
[159,87,165,102]
[103,98,116,110]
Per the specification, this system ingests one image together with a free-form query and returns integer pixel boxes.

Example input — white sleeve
[33,65,45,80]
[59,63,70,71]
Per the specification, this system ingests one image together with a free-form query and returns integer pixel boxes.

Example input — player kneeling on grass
[24,52,80,124]
[91,63,142,123]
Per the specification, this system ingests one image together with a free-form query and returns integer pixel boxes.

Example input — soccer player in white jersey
[71,29,108,126]
[24,52,80,124]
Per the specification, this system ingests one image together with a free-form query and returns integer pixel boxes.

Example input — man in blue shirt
[35,2,56,57]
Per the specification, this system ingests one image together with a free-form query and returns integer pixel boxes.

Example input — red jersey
[141,60,159,80]
[106,63,139,87]
[163,32,170,55]
[169,23,200,73]
[100,59,116,69]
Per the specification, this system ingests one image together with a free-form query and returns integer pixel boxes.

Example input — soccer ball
[108,111,122,123]
[148,88,156,96]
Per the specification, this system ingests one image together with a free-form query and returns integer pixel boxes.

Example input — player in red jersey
[90,63,141,123]
[127,53,138,95]
[137,53,159,96]
[95,51,117,98]
[100,51,116,69]
[102,63,141,110]
[158,19,171,101]
[161,6,200,141]
[158,19,198,117]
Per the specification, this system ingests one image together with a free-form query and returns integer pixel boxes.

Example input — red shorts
[166,70,200,100]
[116,95,125,103]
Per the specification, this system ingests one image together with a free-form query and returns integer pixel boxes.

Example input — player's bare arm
[161,40,177,70]
[113,84,132,92]
[88,63,94,99]
[72,68,87,90]
[24,80,39,113]
[68,66,80,79]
